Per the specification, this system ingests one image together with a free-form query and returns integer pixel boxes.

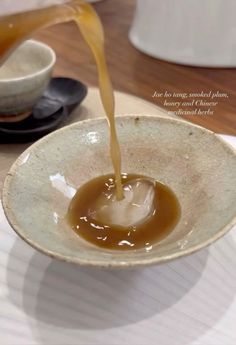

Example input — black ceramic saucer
[0,77,87,143]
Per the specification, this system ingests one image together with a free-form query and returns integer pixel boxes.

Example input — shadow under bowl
[2,115,236,268]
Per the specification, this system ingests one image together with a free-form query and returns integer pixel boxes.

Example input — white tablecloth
[0,135,235,345]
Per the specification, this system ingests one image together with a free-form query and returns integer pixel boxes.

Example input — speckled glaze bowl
[2,115,236,268]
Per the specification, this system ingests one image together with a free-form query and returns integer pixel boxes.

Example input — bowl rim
[2,114,236,268]
[0,39,56,83]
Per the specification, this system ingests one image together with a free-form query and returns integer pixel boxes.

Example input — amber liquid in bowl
[68,174,180,251]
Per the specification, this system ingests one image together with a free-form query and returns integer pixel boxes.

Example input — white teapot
[129,0,236,67]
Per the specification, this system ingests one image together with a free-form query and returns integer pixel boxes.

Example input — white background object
[0,0,103,16]
[129,0,236,67]
[0,1,66,15]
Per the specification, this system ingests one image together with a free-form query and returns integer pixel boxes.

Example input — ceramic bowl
[0,39,56,116]
[2,115,236,268]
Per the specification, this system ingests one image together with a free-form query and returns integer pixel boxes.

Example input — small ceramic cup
[0,39,56,117]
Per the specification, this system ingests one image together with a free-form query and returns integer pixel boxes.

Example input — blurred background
[1,0,236,134]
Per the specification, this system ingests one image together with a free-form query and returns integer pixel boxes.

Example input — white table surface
[0,90,235,345]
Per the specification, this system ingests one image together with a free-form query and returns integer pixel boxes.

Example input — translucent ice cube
[91,178,156,228]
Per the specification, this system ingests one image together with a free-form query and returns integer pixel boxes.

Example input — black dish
[0,77,87,143]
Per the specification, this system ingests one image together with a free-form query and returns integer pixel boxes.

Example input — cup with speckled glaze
[0,39,56,117]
